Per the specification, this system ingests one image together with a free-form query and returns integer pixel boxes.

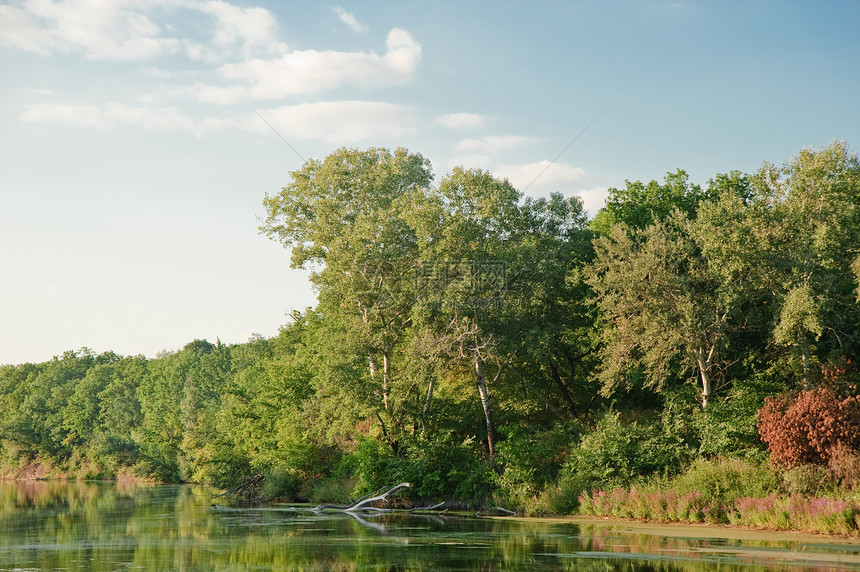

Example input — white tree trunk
[473,354,496,457]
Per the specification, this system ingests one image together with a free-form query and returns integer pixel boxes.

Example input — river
[1,481,858,570]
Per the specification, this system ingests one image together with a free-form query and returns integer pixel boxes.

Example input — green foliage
[261,466,301,501]
[590,169,711,234]
[494,423,577,508]
[672,457,781,506]
[340,435,493,504]
[2,142,859,521]
[689,374,777,459]
[579,487,718,523]
[781,463,831,496]
[560,411,688,491]
[338,437,394,496]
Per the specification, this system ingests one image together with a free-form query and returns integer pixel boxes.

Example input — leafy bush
[729,495,860,536]
[303,477,354,505]
[560,411,687,490]
[494,423,577,509]
[336,437,394,496]
[781,463,831,496]
[671,457,780,507]
[539,471,592,515]
[261,466,300,501]
[579,486,860,535]
[827,444,860,492]
[340,435,493,504]
[758,385,860,466]
[690,376,775,460]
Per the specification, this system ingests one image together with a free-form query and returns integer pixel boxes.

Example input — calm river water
[1,481,858,570]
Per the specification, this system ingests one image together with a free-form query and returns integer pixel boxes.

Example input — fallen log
[312,482,412,513]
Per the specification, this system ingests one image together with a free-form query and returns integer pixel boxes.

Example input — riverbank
[507,515,860,543]
[575,486,860,537]
[1,461,154,484]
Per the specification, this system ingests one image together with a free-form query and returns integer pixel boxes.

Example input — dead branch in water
[209,474,264,500]
[312,482,412,513]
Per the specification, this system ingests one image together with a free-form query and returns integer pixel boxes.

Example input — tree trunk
[549,362,577,417]
[382,351,391,411]
[695,350,713,409]
[369,353,390,411]
[368,353,378,382]
[421,374,435,436]
[473,354,496,457]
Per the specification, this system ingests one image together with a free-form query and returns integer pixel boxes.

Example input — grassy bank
[526,456,860,537]
[578,488,860,536]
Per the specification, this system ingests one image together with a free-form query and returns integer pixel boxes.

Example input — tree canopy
[2,141,859,511]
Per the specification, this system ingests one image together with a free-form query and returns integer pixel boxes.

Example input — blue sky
[1,0,858,364]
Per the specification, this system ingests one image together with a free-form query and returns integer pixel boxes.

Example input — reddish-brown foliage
[758,386,860,466]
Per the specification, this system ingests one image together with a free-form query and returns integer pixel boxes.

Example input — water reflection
[0,481,857,571]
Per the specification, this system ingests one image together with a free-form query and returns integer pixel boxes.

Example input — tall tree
[409,167,525,456]
[588,212,740,409]
[696,140,860,380]
[260,147,433,442]
[500,193,599,419]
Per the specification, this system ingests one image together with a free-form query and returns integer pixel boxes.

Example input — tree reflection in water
[0,482,857,570]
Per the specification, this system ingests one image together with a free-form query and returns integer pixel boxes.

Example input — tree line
[2,140,858,508]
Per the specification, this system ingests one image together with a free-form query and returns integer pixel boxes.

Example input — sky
[1,0,858,365]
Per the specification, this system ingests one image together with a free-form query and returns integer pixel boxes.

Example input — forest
[2,140,859,533]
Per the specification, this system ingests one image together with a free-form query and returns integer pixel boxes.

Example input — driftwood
[212,480,447,519]
[312,482,412,513]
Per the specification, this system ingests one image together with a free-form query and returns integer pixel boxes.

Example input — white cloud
[0,0,285,62]
[2,0,183,60]
[20,103,111,129]
[0,3,52,54]
[251,101,413,143]
[193,0,287,61]
[21,102,200,134]
[496,160,591,191]
[333,6,367,33]
[213,28,421,101]
[186,83,249,105]
[436,112,487,129]
[103,102,198,132]
[454,135,539,153]
[19,100,412,143]
[575,186,611,216]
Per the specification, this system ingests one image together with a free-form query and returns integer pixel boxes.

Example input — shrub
[730,495,860,536]
[578,488,716,523]
[781,463,831,496]
[560,411,687,491]
[539,473,588,515]
[261,466,300,501]
[689,376,776,460]
[303,477,353,505]
[827,444,860,492]
[758,385,860,466]
[340,434,494,505]
[672,457,780,508]
[494,423,577,510]
[336,437,393,495]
